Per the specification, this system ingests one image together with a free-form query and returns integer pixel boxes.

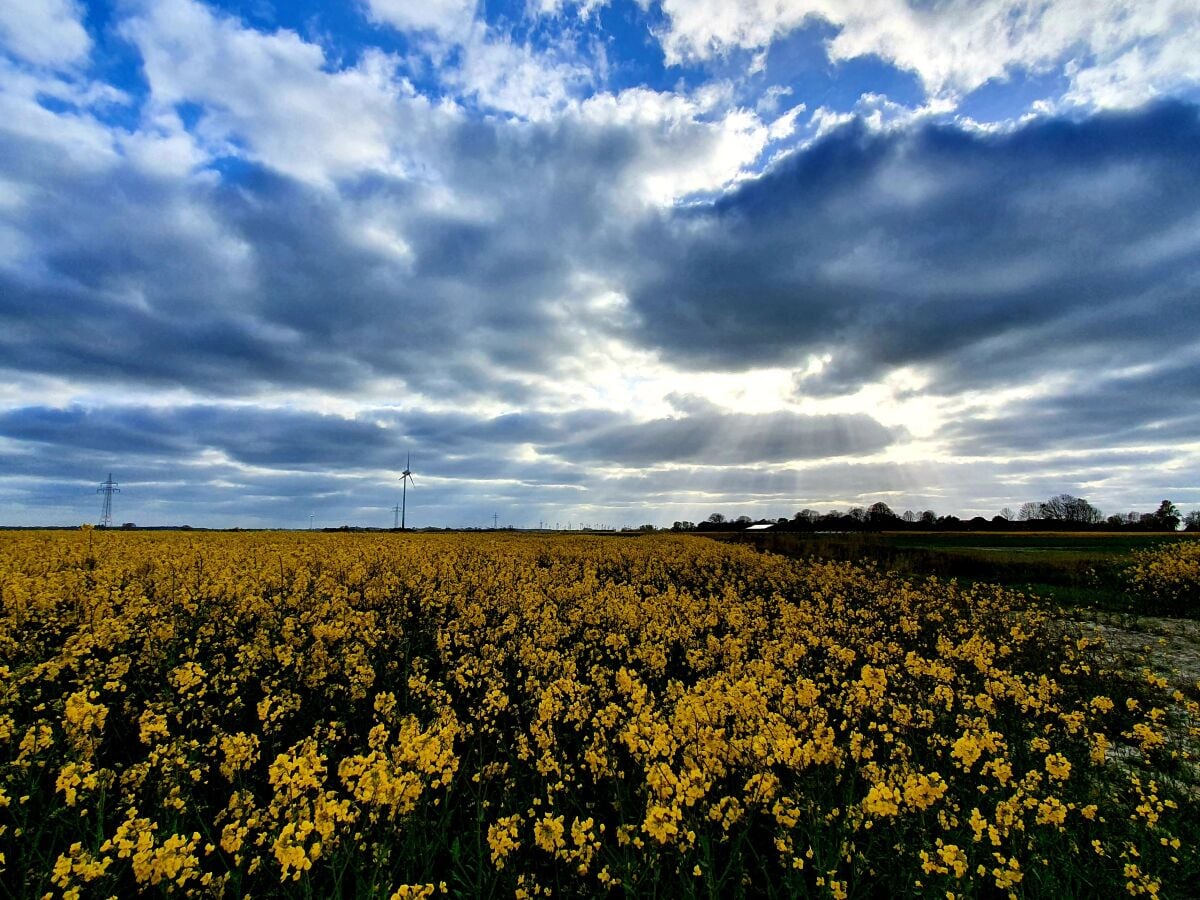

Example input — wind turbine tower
[97,473,120,528]
[398,454,414,530]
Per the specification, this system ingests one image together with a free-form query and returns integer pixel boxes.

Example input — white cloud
[365,0,594,120]
[452,31,593,119]
[0,0,90,68]
[767,103,805,140]
[122,0,451,184]
[0,59,122,172]
[579,87,770,203]
[654,0,1200,109]
[529,0,609,17]
[363,0,479,43]
[117,110,212,178]
[1063,21,1200,108]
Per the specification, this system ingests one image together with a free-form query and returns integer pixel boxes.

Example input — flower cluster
[1128,540,1200,615]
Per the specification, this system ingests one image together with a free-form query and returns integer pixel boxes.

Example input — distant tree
[1153,500,1181,531]
[902,510,917,523]
[1040,495,1069,520]
[794,509,820,523]
[671,521,695,531]
[999,507,1015,521]
[1017,502,1042,521]
[707,513,726,525]
[1184,510,1200,532]
[1106,514,1126,527]
[919,510,937,526]
[734,515,753,526]
[867,502,898,527]
[1040,494,1101,525]
[848,506,867,522]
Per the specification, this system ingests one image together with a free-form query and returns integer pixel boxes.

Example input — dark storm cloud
[0,402,897,487]
[0,404,398,468]
[0,109,639,401]
[945,359,1200,456]
[626,101,1200,393]
[8,65,1195,412]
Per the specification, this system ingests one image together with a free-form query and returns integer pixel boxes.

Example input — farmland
[1,530,1197,897]
[724,531,1200,616]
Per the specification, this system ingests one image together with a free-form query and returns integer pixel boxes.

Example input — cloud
[0,401,896,473]
[623,100,1200,395]
[363,0,479,43]
[0,4,792,406]
[0,101,617,400]
[1,397,1192,527]
[547,409,899,466]
[449,30,596,120]
[650,0,1200,108]
[1,0,1197,528]
[121,0,439,184]
[944,358,1200,457]
[364,0,596,121]
[578,87,772,203]
[0,0,91,68]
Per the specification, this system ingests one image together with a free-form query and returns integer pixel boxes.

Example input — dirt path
[1068,611,1200,692]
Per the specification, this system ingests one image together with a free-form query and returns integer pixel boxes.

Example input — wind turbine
[398,453,414,530]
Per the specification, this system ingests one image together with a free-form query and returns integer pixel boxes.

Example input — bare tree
[1017,502,1042,521]
[1040,494,1102,524]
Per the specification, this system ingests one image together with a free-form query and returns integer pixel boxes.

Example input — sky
[1,0,1198,529]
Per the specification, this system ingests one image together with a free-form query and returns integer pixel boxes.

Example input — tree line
[668,496,1198,533]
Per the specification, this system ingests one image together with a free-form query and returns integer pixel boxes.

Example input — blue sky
[1,0,1198,528]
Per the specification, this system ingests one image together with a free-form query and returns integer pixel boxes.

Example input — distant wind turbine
[398,454,414,530]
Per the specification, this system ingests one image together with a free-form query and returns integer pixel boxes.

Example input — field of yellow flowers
[1,530,1196,898]
[1129,540,1200,617]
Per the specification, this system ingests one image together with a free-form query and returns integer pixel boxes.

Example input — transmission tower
[97,473,120,528]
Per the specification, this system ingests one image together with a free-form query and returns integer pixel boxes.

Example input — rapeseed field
[1,530,1196,897]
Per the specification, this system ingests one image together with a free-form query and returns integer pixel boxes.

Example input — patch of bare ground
[1070,611,1200,692]
[1065,610,1200,796]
